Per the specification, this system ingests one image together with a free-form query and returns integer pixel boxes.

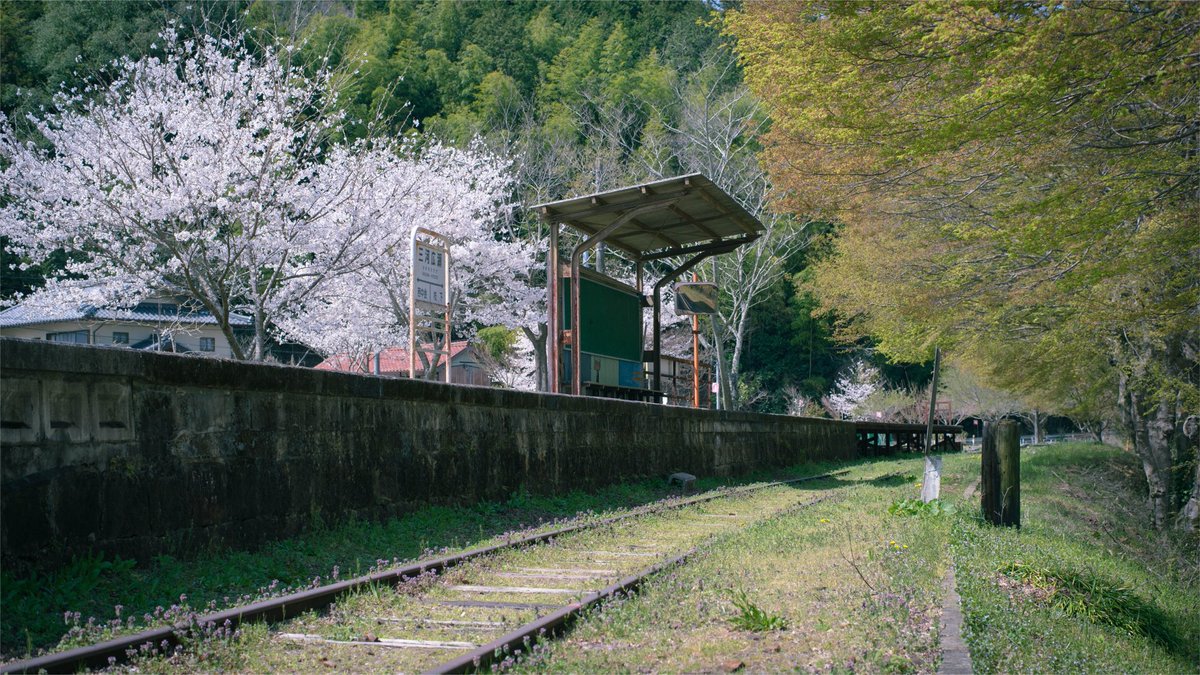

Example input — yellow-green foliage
[726,1,1198,399]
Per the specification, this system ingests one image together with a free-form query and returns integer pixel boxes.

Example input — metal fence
[962,432,1094,450]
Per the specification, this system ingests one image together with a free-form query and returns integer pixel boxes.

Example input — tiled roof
[315,341,475,375]
[0,301,252,329]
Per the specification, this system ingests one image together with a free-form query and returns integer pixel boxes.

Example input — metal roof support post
[569,203,668,396]
[547,220,560,393]
[651,249,720,394]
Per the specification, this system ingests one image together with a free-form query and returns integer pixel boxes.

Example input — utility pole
[920,346,942,502]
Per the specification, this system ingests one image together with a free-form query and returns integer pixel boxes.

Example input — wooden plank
[276,633,474,650]
[515,566,616,576]
[573,550,657,557]
[495,572,609,582]
[432,599,561,610]
[375,618,506,629]
[448,584,582,595]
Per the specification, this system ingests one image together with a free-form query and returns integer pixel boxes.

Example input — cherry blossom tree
[824,358,880,421]
[0,29,527,362]
[275,142,539,373]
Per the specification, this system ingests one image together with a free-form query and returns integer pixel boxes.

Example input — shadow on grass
[1002,562,1196,662]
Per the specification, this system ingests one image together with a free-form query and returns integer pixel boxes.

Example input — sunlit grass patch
[515,456,952,673]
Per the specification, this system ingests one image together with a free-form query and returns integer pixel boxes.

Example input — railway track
[4,468,869,674]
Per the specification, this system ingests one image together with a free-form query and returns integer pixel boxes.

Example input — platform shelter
[533,174,764,400]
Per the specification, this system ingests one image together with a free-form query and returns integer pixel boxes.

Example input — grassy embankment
[514,443,1199,673]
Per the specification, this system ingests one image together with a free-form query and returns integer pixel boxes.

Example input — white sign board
[414,243,447,307]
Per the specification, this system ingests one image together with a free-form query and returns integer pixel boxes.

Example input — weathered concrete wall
[0,338,857,567]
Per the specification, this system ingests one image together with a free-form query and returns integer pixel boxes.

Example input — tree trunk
[730,301,751,384]
[1174,416,1199,532]
[1033,409,1043,444]
[1120,370,1176,530]
[253,308,266,361]
[522,324,549,392]
[710,313,735,410]
[1178,450,1200,532]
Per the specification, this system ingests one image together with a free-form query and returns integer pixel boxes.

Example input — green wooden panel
[560,277,642,362]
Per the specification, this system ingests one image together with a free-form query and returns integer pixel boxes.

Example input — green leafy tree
[728,1,1200,529]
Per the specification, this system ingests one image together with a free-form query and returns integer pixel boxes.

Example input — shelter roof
[532,174,764,261]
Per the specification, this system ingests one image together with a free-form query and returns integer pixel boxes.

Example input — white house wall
[0,321,239,359]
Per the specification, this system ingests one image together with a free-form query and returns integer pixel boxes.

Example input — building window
[112,332,129,344]
[46,330,89,344]
[199,337,216,352]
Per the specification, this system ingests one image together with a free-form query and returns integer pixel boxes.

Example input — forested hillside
[1,0,915,411]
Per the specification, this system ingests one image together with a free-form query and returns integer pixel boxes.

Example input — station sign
[414,243,447,307]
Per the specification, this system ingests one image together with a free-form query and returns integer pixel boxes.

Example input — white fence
[962,432,1094,451]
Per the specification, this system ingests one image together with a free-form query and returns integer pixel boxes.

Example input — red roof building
[314,340,489,385]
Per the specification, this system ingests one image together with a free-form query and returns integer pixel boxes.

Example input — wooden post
[980,422,1001,525]
[998,420,1021,527]
[981,420,1020,527]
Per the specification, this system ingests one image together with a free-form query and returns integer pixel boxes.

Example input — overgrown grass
[106,476,827,673]
[0,456,855,661]
[951,442,1199,673]
[889,497,957,517]
[515,444,1198,673]
[514,455,951,673]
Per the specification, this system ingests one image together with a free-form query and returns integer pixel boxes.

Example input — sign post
[409,227,452,384]
[675,280,718,408]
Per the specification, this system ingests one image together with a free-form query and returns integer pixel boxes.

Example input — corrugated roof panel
[532,174,764,261]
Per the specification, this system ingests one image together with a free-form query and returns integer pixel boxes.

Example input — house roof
[531,173,765,262]
[314,341,477,375]
[0,300,252,329]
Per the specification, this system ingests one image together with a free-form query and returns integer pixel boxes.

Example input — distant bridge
[853,421,962,455]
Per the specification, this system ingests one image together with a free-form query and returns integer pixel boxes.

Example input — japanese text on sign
[414,243,446,307]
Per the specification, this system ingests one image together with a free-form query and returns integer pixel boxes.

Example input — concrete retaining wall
[0,338,857,567]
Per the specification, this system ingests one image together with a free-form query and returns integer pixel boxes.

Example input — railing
[961,432,1094,450]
